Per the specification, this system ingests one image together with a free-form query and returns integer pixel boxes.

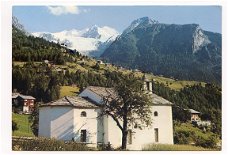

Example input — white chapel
[38,77,174,150]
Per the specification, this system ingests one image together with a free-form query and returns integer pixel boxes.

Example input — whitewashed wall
[73,108,98,146]
[39,106,98,145]
[79,89,102,104]
[106,116,122,148]
[152,105,173,144]
[97,109,104,144]
[38,106,51,137]
[97,112,122,148]
[39,106,74,140]
[127,105,173,150]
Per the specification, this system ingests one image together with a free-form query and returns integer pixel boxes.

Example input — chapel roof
[84,86,172,105]
[150,93,173,105]
[86,86,116,98]
[40,96,98,108]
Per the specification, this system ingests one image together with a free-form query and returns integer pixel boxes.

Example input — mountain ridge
[101,17,221,84]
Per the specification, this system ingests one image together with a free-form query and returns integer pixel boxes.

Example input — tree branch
[106,111,123,131]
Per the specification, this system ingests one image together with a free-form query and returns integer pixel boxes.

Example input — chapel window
[81,111,87,117]
[154,111,158,117]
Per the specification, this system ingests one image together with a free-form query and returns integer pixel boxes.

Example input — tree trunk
[121,115,128,150]
[121,130,128,150]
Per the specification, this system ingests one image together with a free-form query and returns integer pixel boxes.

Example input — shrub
[174,123,195,144]
[12,137,92,151]
[174,132,191,144]
[12,120,19,132]
[174,123,219,148]
[195,134,218,148]
[97,143,114,151]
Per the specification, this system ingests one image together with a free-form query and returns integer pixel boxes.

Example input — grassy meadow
[142,144,218,151]
[12,113,34,137]
[60,85,80,98]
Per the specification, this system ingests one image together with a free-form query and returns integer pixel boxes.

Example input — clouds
[47,6,84,16]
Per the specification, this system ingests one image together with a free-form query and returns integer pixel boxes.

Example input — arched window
[81,111,87,117]
[154,111,158,117]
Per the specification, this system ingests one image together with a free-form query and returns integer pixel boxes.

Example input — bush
[12,120,19,132]
[195,135,218,148]
[174,132,191,144]
[174,123,219,148]
[174,123,195,144]
[97,143,114,151]
[12,137,92,151]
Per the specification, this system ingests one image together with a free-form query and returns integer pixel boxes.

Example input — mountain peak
[123,17,158,34]
[132,17,158,25]
[82,25,100,39]
[91,25,99,29]
[82,25,119,41]
[32,25,119,57]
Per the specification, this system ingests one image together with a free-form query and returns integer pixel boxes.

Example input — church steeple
[143,74,153,94]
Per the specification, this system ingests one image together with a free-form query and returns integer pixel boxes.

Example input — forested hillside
[102,17,221,85]
[153,82,221,136]
[13,24,80,64]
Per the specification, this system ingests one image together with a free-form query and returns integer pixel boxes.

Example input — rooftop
[12,93,35,100]
[86,86,117,98]
[85,86,172,105]
[151,93,173,105]
[188,109,200,114]
[40,96,98,108]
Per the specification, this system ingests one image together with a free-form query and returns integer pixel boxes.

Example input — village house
[97,60,104,65]
[188,109,211,127]
[38,78,174,150]
[188,109,201,122]
[43,60,55,68]
[12,93,36,114]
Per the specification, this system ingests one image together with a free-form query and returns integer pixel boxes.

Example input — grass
[144,73,206,91]
[169,81,205,90]
[12,113,34,137]
[142,144,218,151]
[60,85,80,98]
[13,61,43,67]
[13,61,27,67]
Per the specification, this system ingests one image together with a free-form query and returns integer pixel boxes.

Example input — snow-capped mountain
[32,25,119,57]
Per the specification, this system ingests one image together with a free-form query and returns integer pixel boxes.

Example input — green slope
[12,113,34,137]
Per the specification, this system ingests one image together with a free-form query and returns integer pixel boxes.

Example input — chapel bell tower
[143,74,153,94]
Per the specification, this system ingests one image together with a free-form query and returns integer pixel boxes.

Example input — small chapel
[38,76,174,150]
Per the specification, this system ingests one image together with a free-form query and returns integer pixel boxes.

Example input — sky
[12,6,221,33]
